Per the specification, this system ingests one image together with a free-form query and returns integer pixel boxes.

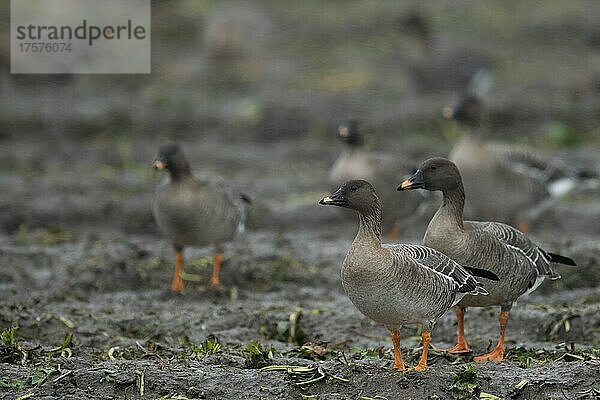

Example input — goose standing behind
[399,158,576,362]
[329,120,431,239]
[398,11,491,93]
[319,180,493,370]
[444,93,597,231]
[152,143,250,293]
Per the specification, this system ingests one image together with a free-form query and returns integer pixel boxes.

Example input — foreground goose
[152,143,250,293]
[329,120,431,239]
[319,180,493,370]
[399,158,576,362]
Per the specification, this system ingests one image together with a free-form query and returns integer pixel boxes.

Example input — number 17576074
[19,42,72,52]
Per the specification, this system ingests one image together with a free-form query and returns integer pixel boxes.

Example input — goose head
[153,143,191,176]
[398,157,462,192]
[337,119,364,147]
[320,179,379,214]
[443,93,482,128]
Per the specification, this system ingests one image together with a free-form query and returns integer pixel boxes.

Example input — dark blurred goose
[399,11,491,93]
[399,158,576,362]
[445,93,598,230]
[329,120,431,239]
[319,180,493,370]
[328,120,375,184]
[152,143,250,293]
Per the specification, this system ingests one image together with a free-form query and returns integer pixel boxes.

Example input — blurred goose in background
[399,10,491,93]
[329,120,374,184]
[399,158,576,362]
[444,91,598,231]
[152,143,250,293]
[319,180,494,370]
[329,119,431,239]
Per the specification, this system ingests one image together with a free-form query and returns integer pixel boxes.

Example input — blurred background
[1,0,599,240]
[0,3,599,398]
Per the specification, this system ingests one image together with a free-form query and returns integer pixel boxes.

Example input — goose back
[153,175,245,247]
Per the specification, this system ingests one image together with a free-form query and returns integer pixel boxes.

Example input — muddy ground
[1,1,600,399]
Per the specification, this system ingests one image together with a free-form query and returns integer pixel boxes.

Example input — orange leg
[209,252,224,289]
[474,310,509,362]
[446,307,470,353]
[414,330,432,371]
[390,329,406,371]
[389,225,400,242]
[171,247,185,293]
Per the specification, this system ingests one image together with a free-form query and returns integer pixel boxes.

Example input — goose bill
[319,189,346,206]
[442,106,455,119]
[398,170,424,191]
[153,160,166,170]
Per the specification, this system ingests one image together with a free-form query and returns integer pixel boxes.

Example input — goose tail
[464,266,500,281]
[548,252,576,266]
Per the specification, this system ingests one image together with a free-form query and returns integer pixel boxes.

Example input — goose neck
[169,164,192,182]
[464,125,486,141]
[440,185,465,229]
[356,205,382,247]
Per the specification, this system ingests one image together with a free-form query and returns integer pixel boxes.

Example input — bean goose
[399,158,576,362]
[444,93,597,230]
[399,11,491,93]
[329,120,431,239]
[152,143,250,293]
[319,180,493,370]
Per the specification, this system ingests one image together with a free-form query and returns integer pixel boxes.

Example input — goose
[444,93,597,231]
[399,158,576,362]
[399,11,491,93]
[319,180,494,370]
[152,143,250,293]
[328,119,375,184]
[329,120,431,239]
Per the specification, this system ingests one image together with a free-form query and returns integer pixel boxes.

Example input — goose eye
[350,185,358,191]
[431,165,437,171]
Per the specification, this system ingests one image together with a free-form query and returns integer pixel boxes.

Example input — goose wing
[388,244,487,295]
[194,174,250,209]
[490,143,558,182]
[468,221,567,279]
[490,143,596,184]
